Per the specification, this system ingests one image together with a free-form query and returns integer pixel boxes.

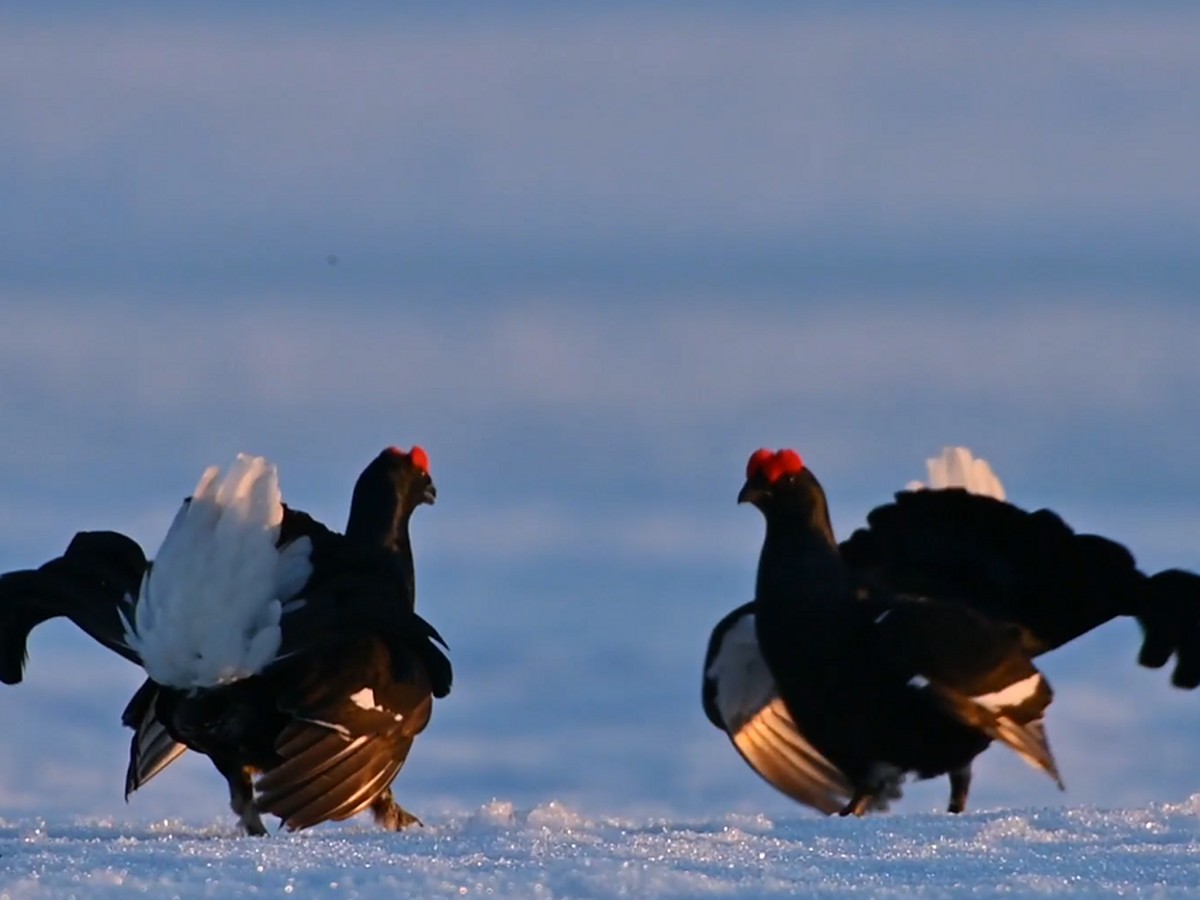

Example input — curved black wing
[702,603,853,815]
[1139,569,1200,688]
[0,530,147,682]
[121,677,187,797]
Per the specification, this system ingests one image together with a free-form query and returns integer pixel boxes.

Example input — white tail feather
[122,454,313,689]
[906,446,1006,501]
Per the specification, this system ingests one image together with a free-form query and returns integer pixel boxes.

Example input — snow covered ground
[3,4,1200,897]
[4,800,1200,898]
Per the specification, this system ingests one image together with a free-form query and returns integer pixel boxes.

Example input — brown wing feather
[730,696,852,815]
[254,638,434,830]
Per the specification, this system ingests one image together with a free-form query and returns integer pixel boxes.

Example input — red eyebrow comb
[746,448,804,483]
[388,446,430,474]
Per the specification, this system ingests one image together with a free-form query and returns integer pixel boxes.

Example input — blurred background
[1,2,1198,825]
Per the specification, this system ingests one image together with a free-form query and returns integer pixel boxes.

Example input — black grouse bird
[121,446,438,827]
[703,447,1200,816]
[0,446,450,834]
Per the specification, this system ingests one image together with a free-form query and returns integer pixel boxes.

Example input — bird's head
[347,444,436,542]
[738,448,826,520]
[380,444,437,510]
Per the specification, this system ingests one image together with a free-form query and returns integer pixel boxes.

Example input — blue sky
[0,4,1198,824]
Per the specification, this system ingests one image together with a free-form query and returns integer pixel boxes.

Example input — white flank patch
[906,446,1006,501]
[299,717,353,739]
[350,688,377,710]
[874,610,891,624]
[706,612,775,732]
[908,674,930,689]
[120,454,314,689]
[973,673,1043,711]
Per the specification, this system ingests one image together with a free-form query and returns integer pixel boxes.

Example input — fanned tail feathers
[843,476,1144,656]
[905,447,1200,689]
[122,455,313,689]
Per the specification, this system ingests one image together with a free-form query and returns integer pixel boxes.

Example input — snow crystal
[0,802,1199,898]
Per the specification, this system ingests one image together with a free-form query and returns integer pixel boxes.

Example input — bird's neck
[386,520,416,604]
[345,506,416,605]
[754,509,847,607]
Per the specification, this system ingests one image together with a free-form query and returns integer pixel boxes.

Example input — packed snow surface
[3,799,1200,898]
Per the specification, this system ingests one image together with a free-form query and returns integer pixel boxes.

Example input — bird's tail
[907,446,1006,501]
[122,455,313,690]
[1137,569,1200,689]
[0,531,146,684]
[905,447,1200,691]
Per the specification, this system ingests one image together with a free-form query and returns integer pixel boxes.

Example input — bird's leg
[947,765,972,814]
[369,788,423,830]
[839,791,875,817]
[214,758,267,836]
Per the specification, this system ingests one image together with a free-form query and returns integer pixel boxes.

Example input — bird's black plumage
[0,446,449,834]
[704,447,1200,816]
[840,487,1145,659]
[748,453,1059,814]
[0,530,146,684]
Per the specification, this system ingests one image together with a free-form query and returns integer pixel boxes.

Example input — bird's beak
[737,482,767,505]
[423,483,438,505]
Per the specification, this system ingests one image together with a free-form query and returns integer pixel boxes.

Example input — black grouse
[0,446,450,834]
[703,447,1200,816]
[121,445,438,827]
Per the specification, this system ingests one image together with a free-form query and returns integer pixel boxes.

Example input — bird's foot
[947,766,971,814]
[370,791,423,830]
[239,804,268,836]
[839,792,874,817]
